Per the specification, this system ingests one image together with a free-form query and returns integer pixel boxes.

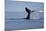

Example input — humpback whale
[25,7,35,19]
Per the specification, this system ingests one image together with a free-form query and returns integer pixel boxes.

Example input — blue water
[5,12,44,31]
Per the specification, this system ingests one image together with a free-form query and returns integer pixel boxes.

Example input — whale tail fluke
[25,7,31,14]
[25,7,35,19]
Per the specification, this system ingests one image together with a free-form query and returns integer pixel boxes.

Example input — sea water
[5,12,44,31]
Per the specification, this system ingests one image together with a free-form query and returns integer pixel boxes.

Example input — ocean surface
[5,12,44,31]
